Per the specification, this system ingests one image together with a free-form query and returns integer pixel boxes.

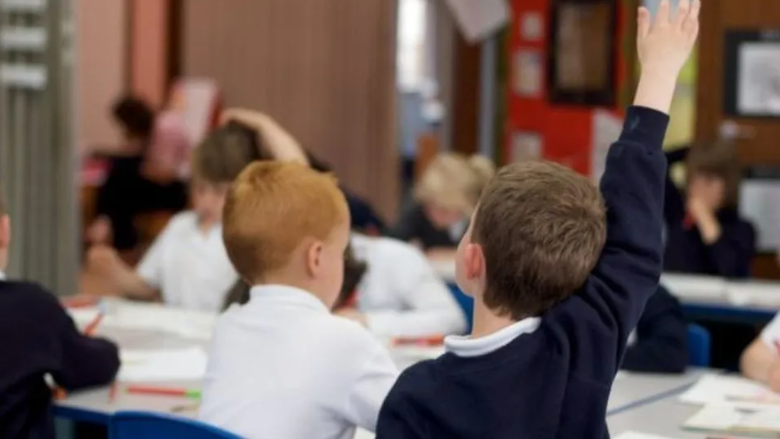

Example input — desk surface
[608,397,712,438]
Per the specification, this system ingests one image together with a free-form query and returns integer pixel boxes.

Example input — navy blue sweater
[622,285,688,374]
[0,281,120,439]
[663,148,755,278]
[376,106,668,439]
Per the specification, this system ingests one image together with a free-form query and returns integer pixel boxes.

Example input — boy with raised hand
[200,162,398,439]
[376,1,699,437]
[0,190,119,439]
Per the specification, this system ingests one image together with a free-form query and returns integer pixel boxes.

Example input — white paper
[119,347,208,382]
[445,0,510,43]
[614,432,679,439]
[660,274,728,302]
[513,50,543,97]
[353,429,375,439]
[591,110,622,182]
[679,374,780,409]
[740,179,780,252]
[511,131,542,162]
[684,403,780,433]
[104,301,217,341]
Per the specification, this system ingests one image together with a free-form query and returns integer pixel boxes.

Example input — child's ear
[464,243,485,280]
[305,240,323,277]
[0,215,10,248]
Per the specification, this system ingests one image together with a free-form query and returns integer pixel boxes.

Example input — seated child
[376,3,698,437]
[336,233,466,337]
[0,189,120,438]
[663,142,755,278]
[390,153,495,252]
[87,126,258,311]
[200,162,399,438]
[622,285,689,374]
[89,97,188,250]
[741,312,780,392]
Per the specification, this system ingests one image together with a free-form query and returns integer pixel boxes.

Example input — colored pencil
[392,335,445,347]
[127,385,201,399]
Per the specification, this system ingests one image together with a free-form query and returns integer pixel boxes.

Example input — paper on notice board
[445,0,510,43]
[591,110,622,182]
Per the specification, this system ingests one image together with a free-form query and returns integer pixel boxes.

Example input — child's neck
[471,296,517,339]
[198,218,218,235]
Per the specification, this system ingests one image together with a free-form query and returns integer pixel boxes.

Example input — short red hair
[222,161,349,283]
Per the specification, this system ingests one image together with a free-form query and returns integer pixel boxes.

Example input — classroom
[1,0,780,438]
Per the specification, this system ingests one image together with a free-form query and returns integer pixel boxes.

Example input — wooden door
[696,1,780,278]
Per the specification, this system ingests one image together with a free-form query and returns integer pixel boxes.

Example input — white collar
[248,284,329,313]
[0,270,5,280]
[444,317,541,357]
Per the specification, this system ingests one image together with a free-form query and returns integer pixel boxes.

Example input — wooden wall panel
[180,0,399,221]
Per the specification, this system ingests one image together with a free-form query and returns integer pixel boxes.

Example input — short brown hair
[223,161,349,284]
[472,161,606,319]
[686,141,741,208]
[191,123,273,184]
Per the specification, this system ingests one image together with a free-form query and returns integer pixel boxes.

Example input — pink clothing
[147,112,192,179]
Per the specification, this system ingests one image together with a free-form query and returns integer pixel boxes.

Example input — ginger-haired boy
[200,162,398,438]
[377,1,700,437]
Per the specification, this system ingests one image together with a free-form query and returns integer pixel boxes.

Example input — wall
[180,0,400,220]
[130,0,170,107]
[76,0,127,151]
[505,0,631,175]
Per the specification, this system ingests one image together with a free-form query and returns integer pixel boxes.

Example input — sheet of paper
[684,403,780,433]
[679,374,780,409]
[119,347,208,382]
[614,432,679,439]
[660,274,728,302]
[100,301,217,341]
[354,429,375,439]
[445,0,510,43]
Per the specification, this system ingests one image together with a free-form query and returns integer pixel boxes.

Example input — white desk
[608,397,715,439]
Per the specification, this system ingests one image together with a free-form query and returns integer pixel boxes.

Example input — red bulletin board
[505,0,630,176]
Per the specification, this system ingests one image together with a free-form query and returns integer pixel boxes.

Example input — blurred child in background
[390,153,494,253]
[88,97,189,252]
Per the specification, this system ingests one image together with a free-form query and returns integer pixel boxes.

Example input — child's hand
[86,217,112,245]
[88,245,121,278]
[637,0,700,78]
[633,0,700,113]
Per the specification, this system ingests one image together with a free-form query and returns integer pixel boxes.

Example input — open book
[684,404,780,437]
[679,374,780,409]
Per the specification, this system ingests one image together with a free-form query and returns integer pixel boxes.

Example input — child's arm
[88,246,158,300]
[621,287,688,373]
[663,147,689,225]
[343,343,399,433]
[741,313,780,391]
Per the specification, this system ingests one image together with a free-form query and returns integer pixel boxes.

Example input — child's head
[455,161,606,320]
[415,153,495,228]
[0,189,9,272]
[686,142,740,210]
[222,162,350,307]
[112,96,154,143]
[190,124,271,224]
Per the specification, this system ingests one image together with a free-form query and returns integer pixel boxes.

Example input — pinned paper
[119,347,208,382]
[445,0,510,43]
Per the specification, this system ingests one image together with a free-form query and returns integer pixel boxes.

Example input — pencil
[127,385,201,399]
[392,335,445,347]
[83,312,104,336]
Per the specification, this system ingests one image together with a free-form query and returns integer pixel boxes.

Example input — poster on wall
[547,0,617,106]
[511,131,543,162]
[724,30,780,118]
[513,49,543,97]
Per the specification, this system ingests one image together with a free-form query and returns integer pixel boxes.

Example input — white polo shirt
[137,211,238,312]
[760,312,780,352]
[200,284,399,439]
[350,234,467,338]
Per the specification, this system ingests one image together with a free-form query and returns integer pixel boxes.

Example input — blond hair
[222,162,349,284]
[414,153,495,215]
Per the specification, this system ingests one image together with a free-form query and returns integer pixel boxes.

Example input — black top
[376,106,669,439]
[622,285,688,374]
[389,204,461,250]
[663,148,756,278]
[0,281,120,439]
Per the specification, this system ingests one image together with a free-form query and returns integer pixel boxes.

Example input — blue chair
[447,282,474,333]
[687,324,711,367]
[110,411,242,439]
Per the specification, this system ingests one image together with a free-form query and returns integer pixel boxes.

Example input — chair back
[687,323,711,367]
[110,411,242,439]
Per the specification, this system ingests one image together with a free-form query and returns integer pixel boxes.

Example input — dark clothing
[344,191,386,235]
[662,148,756,278]
[389,204,460,250]
[96,155,187,250]
[0,281,120,439]
[622,286,689,374]
[377,106,668,439]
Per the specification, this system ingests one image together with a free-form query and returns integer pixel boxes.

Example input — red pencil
[392,335,445,347]
[83,312,104,336]
[127,385,201,399]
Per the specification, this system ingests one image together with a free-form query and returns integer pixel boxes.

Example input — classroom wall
[130,0,170,107]
[76,0,127,152]
[179,0,400,221]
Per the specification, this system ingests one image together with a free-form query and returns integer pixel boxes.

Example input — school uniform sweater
[663,147,756,278]
[0,278,120,439]
[376,106,668,439]
[622,285,688,374]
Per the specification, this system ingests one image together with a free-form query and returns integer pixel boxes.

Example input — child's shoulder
[0,280,64,317]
